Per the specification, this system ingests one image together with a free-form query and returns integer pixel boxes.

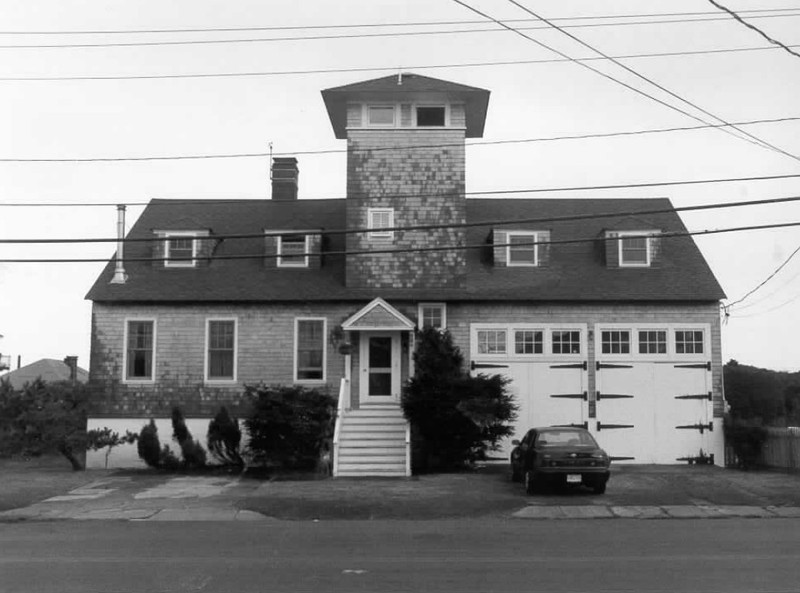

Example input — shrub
[724,417,768,469]
[244,384,336,469]
[137,419,161,468]
[402,327,517,471]
[207,406,244,467]
[86,427,138,469]
[171,407,206,469]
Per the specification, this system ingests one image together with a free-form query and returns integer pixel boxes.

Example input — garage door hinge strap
[596,422,634,431]
[470,361,509,370]
[554,421,589,430]
[550,361,587,370]
[596,391,634,401]
[596,362,634,370]
[675,392,712,401]
[674,362,712,370]
[676,422,713,433]
[550,391,588,401]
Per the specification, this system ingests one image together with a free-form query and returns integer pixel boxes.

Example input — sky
[1,0,799,374]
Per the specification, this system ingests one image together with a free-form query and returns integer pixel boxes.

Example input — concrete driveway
[1,464,799,522]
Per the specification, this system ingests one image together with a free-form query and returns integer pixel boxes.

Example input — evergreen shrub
[207,406,244,467]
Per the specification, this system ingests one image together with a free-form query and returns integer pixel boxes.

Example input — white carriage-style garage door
[470,324,589,459]
[470,323,716,463]
[594,325,714,464]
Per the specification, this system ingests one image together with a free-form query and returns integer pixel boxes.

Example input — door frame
[359,331,401,405]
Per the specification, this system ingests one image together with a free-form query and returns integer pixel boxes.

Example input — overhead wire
[3,173,800,207]
[499,0,800,164]
[2,7,798,35]
[2,11,800,49]
[2,220,800,264]
[1,115,798,162]
[3,43,799,82]
[707,0,800,60]
[726,243,800,307]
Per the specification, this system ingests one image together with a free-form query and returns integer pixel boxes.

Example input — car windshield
[536,431,596,447]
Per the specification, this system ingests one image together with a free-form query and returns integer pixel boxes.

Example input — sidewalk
[1,463,800,522]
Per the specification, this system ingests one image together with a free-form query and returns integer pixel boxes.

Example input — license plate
[566,474,582,484]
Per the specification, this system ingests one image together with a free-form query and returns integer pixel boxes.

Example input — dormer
[264,230,322,270]
[492,229,551,268]
[604,229,661,268]
[152,229,213,268]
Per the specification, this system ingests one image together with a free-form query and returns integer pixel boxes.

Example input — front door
[359,332,401,404]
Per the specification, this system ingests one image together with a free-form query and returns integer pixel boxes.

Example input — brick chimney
[63,356,78,381]
[271,157,299,201]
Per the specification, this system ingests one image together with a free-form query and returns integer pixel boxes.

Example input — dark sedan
[510,427,611,494]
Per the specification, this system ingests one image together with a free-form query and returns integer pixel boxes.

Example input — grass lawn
[0,455,113,512]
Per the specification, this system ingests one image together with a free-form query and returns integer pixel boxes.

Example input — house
[1,356,88,390]
[85,73,726,472]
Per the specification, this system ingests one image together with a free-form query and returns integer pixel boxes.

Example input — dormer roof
[321,73,490,138]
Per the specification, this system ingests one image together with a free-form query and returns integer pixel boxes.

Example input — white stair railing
[332,377,348,477]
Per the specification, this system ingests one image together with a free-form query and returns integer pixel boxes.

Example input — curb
[511,505,800,520]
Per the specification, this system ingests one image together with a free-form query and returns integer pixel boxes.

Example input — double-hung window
[295,318,326,381]
[619,232,651,267]
[507,232,538,266]
[125,320,155,381]
[277,234,308,267]
[165,233,197,267]
[418,303,446,329]
[368,208,394,240]
[206,319,236,381]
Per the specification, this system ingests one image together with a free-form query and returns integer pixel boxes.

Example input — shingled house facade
[86,74,726,472]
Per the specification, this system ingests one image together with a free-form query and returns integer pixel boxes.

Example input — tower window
[416,106,445,127]
[368,105,395,126]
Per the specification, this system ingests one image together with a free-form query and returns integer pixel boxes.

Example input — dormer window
[164,233,198,267]
[416,106,445,127]
[277,234,309,268]
[507,231,538,266]
[367,105,395,126]
[619,232,652,267]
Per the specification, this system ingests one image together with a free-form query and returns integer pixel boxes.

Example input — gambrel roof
[86,197,725,303]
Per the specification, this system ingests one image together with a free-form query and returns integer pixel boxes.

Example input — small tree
[244,385,336,469]
[137,419,161,468]
[86,427,138,468]
[402,327,517,471]
[171,407,207,469]
[207,406,244,467]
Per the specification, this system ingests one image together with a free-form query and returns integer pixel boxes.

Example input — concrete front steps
[335,405,409,477]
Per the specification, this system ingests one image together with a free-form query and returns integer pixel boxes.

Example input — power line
[2,220,799,263]
[502,0,800,165]
[2,8,797,36]
[2,115,798,162]
[4,193,800,245]
[2,43,798,82]
[707,0,800,60]
[3,173,800,208]
[726,243,800,307]
[3,12,800,49]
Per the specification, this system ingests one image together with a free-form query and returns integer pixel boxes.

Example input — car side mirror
[511,440,520,446]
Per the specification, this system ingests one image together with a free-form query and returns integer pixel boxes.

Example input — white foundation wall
[86,417,220,469]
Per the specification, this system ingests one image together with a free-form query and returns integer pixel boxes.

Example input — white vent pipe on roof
[109,204,128,284]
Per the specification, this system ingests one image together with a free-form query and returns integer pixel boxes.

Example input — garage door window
[477,330,507,354]
[638,330,667,354]
[601,330,630,354]
[675,330,704,354]
[514,330,543,354]
[552,330,581,355]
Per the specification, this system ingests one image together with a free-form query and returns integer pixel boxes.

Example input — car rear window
[537,431,596,447]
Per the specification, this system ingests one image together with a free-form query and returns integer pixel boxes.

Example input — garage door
[594,326,714,464]
[471,324,588,458]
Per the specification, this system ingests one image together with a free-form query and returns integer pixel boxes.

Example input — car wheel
[593,482,607,495]
[524,471,536,495]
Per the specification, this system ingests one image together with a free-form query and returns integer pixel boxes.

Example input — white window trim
[277,234,309,268]
[365,104,396,127]
[512,328,546,356]
[506,231,539,267]
[413,103,449,128]
[594,323,711,360]
[204,318,238,384]
[470,323,586,361]
[294,317,327,383]
[368,208,395,240]
[123,318,157,384]
[164,231,199,268]
[418,303,447,329]
[618,231,653,267]
[550,328,584,357]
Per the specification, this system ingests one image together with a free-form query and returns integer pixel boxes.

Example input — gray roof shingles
[86,197,725,303]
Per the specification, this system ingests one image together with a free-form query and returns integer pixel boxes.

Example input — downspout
[109,204,128,284]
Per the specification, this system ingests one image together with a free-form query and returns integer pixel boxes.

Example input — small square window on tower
[367,105,395,126]
[368,208,394,240]
[416,106,445,127]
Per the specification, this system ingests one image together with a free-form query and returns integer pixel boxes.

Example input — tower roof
[321,72,490,138]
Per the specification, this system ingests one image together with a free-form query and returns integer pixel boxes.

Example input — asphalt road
[0,519,797,593]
